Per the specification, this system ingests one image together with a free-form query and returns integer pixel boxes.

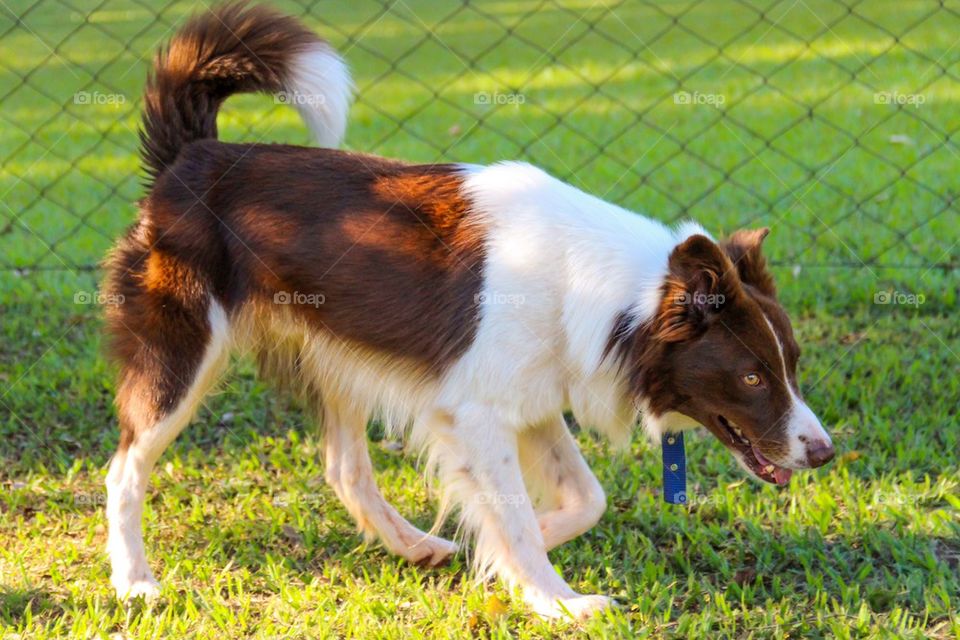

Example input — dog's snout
[787,400,833,469]
[805,440,835,468]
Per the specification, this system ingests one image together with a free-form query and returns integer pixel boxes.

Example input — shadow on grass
[113,513,958,629]
[553,515,960,623]
[0,586,61,627]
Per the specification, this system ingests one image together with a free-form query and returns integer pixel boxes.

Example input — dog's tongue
[752,445,793,486]
[772,467,793,485]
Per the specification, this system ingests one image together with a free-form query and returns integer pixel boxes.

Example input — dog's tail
[139,2,351,185]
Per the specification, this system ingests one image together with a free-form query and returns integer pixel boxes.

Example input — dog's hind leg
[104,277,230,600]
[322,399,458,566]
[518,416,606,551]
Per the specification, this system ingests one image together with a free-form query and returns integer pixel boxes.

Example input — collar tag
[661,432,687,504]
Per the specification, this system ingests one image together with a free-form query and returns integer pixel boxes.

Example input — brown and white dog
[102,3,835,618]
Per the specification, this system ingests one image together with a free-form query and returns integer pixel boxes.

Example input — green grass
[1,0,958,638]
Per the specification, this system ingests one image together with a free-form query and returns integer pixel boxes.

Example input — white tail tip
[284,44,353,148]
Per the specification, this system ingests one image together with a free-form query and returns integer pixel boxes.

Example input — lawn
[1,0,958,638]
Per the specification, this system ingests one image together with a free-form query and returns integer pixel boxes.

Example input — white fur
[284,45,352,147]
[785,400,830,465]
[642,408,701,441]
[451,162,703,440]
[761,315,832,467]
[237,304,437,435]
[518,416,607,550]
[106,301,231,600]
[230,163,693,616]
[405,162,707,615]
[322,396,457,565]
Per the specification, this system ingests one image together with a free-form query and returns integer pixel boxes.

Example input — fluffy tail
[139,2,351,184]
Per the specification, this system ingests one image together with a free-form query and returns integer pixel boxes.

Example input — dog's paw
[531,593,615,620]
[405,535,459,567]
[561,594,615,619]
[112,573,161,602]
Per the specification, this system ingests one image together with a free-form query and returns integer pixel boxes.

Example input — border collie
[102,3,834,618]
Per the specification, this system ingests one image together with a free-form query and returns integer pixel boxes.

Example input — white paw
[403,535,460,567]
[112,573,161,601]
[531,593,614,620]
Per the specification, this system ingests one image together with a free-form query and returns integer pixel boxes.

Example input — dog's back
[103,0,488,425]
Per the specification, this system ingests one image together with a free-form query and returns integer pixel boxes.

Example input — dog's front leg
[518,416,607,550]
[431,404,612,619]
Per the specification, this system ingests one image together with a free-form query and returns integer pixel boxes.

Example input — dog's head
[631,229,834,485]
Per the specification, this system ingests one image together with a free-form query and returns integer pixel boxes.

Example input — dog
[102,2,835,618]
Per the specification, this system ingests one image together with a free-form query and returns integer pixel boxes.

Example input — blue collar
[661,432,687,504]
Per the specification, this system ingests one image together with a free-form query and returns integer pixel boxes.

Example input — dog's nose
[805,440,835,468]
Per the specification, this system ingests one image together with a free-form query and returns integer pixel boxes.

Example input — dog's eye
[742,373,762,387]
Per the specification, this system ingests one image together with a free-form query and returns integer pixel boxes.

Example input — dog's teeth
[764,464,775,474]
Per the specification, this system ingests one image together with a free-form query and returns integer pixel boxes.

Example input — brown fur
[140,2,320,183]
[103,229,213,444]
[606,231,798,458]
[721,227,776,297]
[105,144,485,433]
[654,235,743,344]
[104,3,485,452]
[170,142,484,364]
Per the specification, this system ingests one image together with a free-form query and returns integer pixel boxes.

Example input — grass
[1,0,958,638]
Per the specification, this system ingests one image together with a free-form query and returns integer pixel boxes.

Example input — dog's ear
[721,227,775,297]
[656,234,741,342]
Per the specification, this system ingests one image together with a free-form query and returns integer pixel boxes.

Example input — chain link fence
[1,0,958,281]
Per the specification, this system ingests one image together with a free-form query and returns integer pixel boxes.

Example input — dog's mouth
[715,415,793,486]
